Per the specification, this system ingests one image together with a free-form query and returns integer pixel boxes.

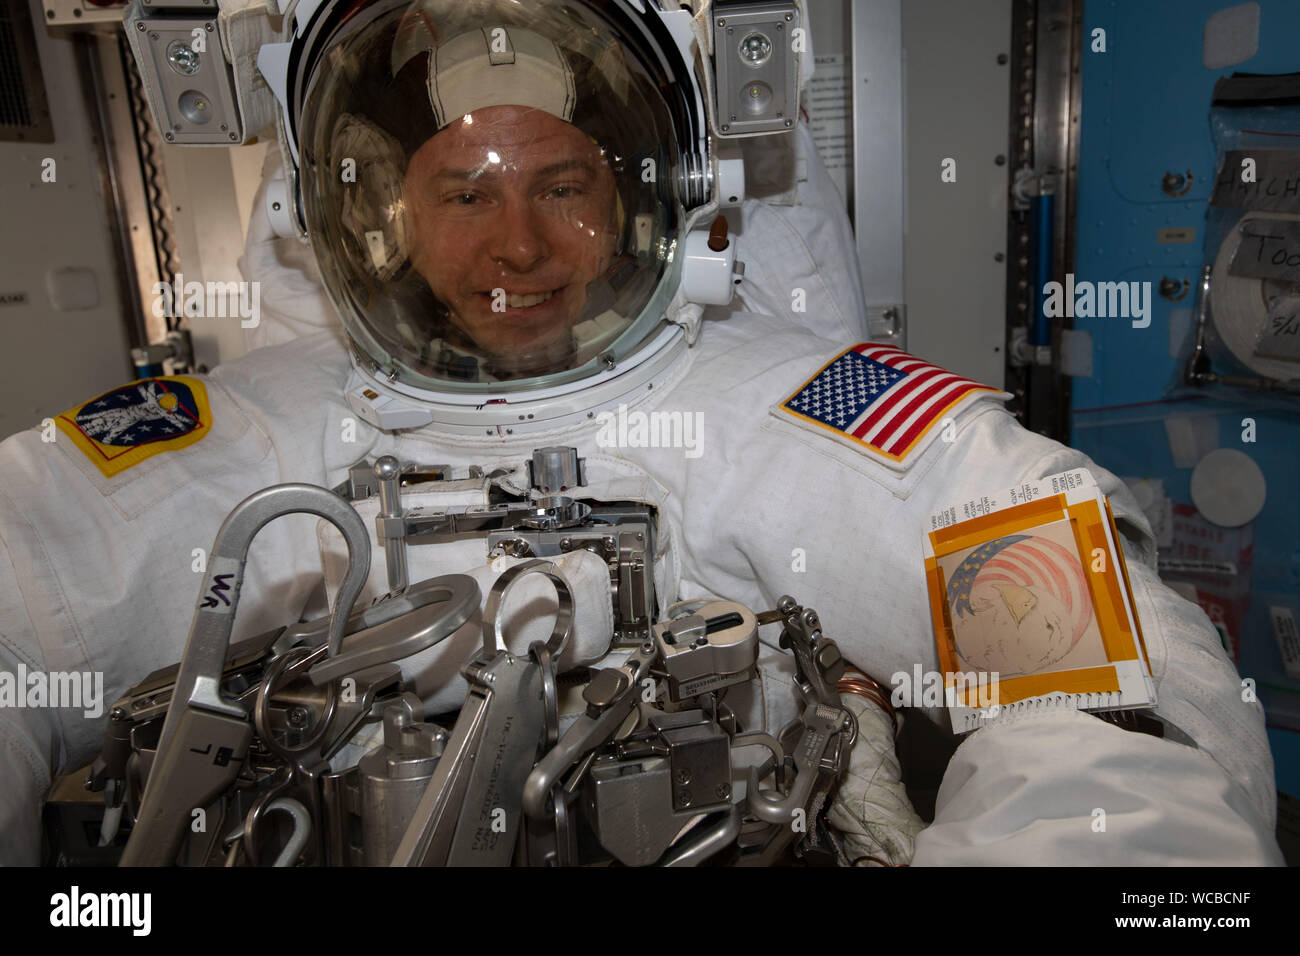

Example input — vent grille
[0,0,53,141]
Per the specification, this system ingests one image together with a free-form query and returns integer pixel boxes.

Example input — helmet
[271,0,716,428]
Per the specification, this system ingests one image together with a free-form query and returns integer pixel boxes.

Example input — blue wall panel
[1072,0,1300,798]
[1075,0,1300,410]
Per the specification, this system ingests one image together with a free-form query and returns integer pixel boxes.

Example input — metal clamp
[745,597,857,829]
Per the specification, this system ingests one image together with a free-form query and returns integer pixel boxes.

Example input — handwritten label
[1254,301,1300,363]
[197,557,241,614]
[1230,218,1300,282]
[1212,149,1300,213]
[926,470,1095,533]
[1006,481,1043,506]
[929,506,958,531]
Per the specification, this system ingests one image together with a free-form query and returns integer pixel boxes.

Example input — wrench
[389,560,573,865]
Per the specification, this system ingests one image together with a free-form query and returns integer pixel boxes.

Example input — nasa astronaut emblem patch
[776,344,1002,469]
[56,376,212,478]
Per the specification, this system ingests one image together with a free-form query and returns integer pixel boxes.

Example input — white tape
[1210,212,1300,381]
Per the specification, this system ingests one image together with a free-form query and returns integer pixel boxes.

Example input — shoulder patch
[55,376,212,478]
[774,344,1006,470]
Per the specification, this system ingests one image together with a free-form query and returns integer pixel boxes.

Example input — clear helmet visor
[298,0,684,390]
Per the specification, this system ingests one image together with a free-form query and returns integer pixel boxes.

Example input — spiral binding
[952,691,1128,734]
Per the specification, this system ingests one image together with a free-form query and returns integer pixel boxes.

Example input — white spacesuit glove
[828,694,924,866]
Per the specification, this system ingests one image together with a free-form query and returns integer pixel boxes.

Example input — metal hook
[165,483,369,726]
[121,484,369,866]
[746,761,817,825]
[254,644,338,761]
[480,558,574,660]
[745,702,850,826]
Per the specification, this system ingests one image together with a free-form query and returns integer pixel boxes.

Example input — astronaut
[0,0,1284,865]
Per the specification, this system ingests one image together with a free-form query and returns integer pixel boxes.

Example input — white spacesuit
[0,0,1284,865]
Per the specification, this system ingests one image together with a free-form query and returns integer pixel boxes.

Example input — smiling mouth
[480,289,561,310]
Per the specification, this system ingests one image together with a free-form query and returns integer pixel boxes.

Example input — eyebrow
[535,159,599,179]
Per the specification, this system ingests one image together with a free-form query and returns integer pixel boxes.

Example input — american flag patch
[776,344,1002,468]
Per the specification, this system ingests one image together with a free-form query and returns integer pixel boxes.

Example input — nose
[488,196,549,274]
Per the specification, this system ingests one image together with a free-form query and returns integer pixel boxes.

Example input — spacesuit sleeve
[0,505,56,866]
[238,146,348,351]
[732,125,869,342]
[913,707,1283,865]
[910,413,1283,865]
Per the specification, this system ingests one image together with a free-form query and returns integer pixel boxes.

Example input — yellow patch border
[55,376,211,479]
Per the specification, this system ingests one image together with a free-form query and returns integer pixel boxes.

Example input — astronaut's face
[403,105,619,369]
[953,580,1071,677]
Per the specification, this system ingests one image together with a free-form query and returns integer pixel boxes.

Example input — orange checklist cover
[923,469,1155,733]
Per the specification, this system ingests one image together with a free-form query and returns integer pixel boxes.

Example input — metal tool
[522,644,657,823]
[356,694,449,866]
[373,456,409,593]
[654,600,759,700]
[335,449,657,646]
[580,707,733,866]
[74,443,862,867]
[120,484,371,866]
[746,597,857,836]
[241,574,479,866]
[308,574,480,685]
[390,560,573,866]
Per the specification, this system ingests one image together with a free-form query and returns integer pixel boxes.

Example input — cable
[837,667,899,737]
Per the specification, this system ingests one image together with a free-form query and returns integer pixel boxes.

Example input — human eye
[543,183,583,200]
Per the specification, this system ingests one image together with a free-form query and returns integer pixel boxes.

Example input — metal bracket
[866,303,905,344]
